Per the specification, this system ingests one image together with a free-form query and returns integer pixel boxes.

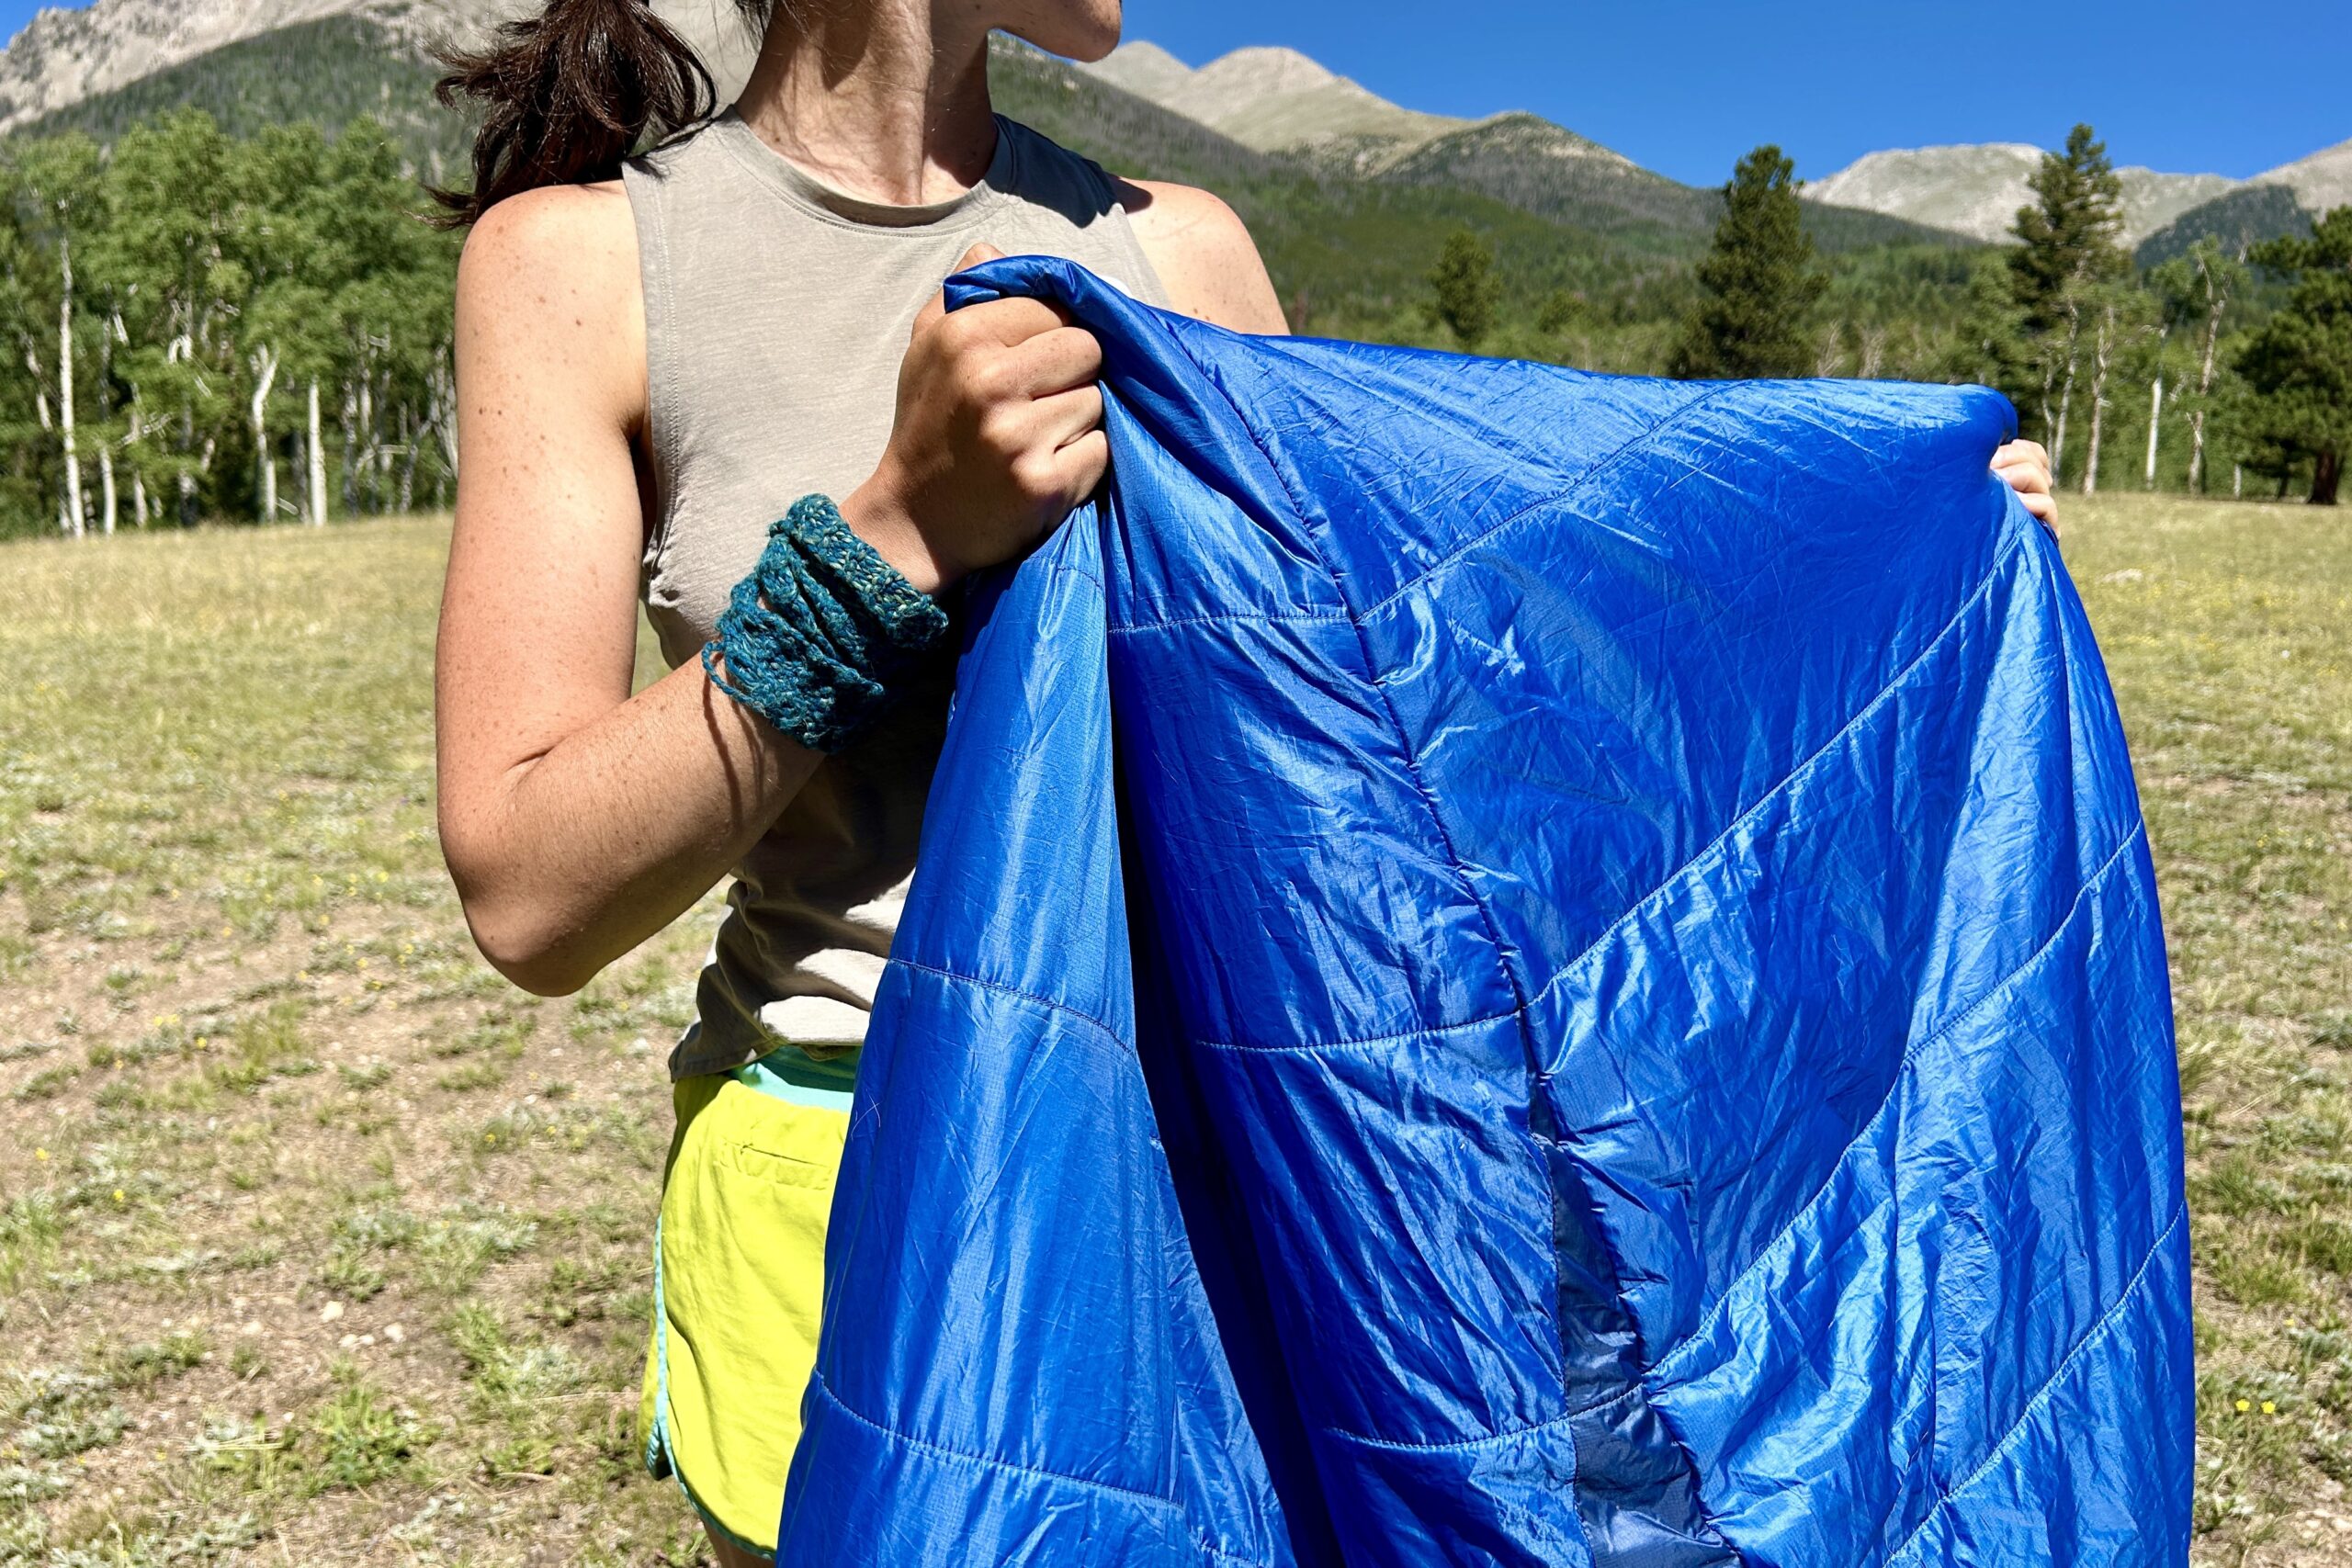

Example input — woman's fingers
[1996,457,2053,496]
[1992,442,2052,493]
[1032,384,1106,451]
[1050,428,1111,506]
[1002,323,1103,395]
[1991,439,2058,537]
[912,243,1006,338]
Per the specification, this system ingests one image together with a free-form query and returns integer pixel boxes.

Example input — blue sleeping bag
[776,256,2193,1568]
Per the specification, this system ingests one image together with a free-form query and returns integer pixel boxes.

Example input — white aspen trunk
[249,344,280,522]
[2144,373,2164,491]
[98,447,117,536]
[58,236,84,538]
[1858,324,1887,381]
[2081,304,2114,498]
[357,377,376,514]
[2233,463,2244,500]
[133,471,150,528]
[308,379,328,526]
[340,382,359,515]
[431,347,459,479]
[398,404,418,514]
[2052,353,2076,483]
[1813,329,1841,379]
[2188,274,2227,494]
[2035,366,2056,460]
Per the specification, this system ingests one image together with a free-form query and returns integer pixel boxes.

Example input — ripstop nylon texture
[775,256,2195,1568]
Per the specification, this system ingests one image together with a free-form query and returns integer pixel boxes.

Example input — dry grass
[2062,494,2352,1565]
[0,518,717,1565]
[0,496,2346,1563]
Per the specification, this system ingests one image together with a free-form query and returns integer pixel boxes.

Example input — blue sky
[1,0,2339,185]
[1120,0,2343,185]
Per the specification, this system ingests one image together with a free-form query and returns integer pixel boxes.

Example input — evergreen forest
[0,40,2343,539]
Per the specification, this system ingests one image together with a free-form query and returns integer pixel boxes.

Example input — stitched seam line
[1182,532,2021,1057]
[1357,383,1743,620]
[1029,558,1106,594]
[1524,529,2021,1075]
[1194,1005,1519,1054]
[1319,1403,1580,1457]
[806,1371,1277,1568]
[809,1370,1175,1509]
[888,958,1128,1054]
[1880,1199,2187,1568]
[1164,332,1638,1559]
[1109,609,1351,635]
[1646,820,2148,1386]
[1167,346,1531,1011]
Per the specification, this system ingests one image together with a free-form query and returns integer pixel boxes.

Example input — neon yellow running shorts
[639,1068,847,1559]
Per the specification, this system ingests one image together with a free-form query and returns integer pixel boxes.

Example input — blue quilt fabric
[775,256,2193,1568]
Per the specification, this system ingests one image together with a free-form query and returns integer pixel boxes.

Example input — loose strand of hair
[427,0,724,230]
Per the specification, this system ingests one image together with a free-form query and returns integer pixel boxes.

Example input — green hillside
[15,16,468,186]
[2137,181,2315,266]
[986,39,1676,333]
[7,17,1972,351]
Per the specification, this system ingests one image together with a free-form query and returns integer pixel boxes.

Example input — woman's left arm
[1121,180,1290,335]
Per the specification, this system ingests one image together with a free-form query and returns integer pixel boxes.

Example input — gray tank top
[623,111,1170,1083]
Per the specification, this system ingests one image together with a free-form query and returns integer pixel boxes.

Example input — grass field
[0,494,2346,1565]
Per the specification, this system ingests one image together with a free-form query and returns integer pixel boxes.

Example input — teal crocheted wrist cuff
[703,495,953,753]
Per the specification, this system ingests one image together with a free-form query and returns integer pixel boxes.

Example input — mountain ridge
[1081,41,1469,167]
[1075,39,1953,250]
[0,0,763,135]
[4,4,2335,264]
[1805,142,2240,246]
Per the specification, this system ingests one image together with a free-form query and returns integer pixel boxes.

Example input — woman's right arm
[436,186,825,997]
[438,209,1105,997]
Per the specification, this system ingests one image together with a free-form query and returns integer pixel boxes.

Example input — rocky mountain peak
[1806,141,2240,245]
[1080,39,1465,162]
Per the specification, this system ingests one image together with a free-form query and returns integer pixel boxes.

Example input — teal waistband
[729,1045,859,1112]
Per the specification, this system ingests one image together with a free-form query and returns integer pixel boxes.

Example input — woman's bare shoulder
[457,182,646,431]
[1115,179,1289,336]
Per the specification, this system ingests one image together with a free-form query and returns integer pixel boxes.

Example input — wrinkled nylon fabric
[776,256,2194,1568]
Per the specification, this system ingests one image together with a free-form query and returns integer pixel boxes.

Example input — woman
[431,2,2057,1561]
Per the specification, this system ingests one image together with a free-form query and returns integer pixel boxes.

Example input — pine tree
[2007,125,2126,470]
[1669,144,1826,379]
[2236,206,2352,504]
[1428,229,1502,351]
[2009,125,2127,332]
[1949,250,2030,391]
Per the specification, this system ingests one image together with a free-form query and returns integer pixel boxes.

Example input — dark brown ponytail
[431,0,771,229]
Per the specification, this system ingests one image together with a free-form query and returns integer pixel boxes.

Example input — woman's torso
[622,110,1170,1086]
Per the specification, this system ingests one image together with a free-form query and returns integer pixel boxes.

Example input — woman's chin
[999,2,1124,64]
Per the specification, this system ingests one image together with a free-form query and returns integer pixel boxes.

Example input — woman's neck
[735,1,1000,207]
